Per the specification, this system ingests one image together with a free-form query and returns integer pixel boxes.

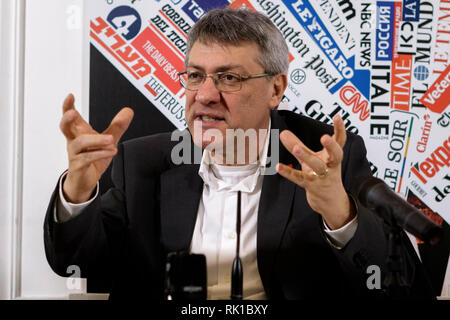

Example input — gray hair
[185,7,289,75]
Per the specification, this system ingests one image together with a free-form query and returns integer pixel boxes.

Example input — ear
[269,73,288,110]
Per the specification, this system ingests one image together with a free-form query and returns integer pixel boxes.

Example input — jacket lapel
[160,158,203,253]
[257,111,299,292]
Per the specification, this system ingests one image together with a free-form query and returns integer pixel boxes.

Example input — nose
[195,76,221,105]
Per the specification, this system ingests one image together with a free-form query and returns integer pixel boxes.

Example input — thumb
[103,107,134,144]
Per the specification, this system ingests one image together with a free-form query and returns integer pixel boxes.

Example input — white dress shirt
[55,123,358,299]
[192,148,267,299]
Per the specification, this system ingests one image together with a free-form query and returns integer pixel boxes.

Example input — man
[44,7,434,299]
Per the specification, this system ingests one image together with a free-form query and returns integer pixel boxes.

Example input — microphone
[231,190,243,300]
[352,175,442,244]
[165,251,207,300]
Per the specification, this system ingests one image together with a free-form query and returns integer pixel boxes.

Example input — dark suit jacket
[44,110,435,299]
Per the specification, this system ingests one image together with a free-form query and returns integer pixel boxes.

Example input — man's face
[184,41,282,151]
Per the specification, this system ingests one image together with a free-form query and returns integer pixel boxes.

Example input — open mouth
[197,115,224,122]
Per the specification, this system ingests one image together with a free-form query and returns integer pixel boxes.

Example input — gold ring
[312,168,328,178]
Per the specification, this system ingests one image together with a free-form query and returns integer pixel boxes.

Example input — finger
[60,109,77,140]
[280,130,327,174]
[291,144,328,176]
[69,134,114,155]
[60,108,94,140]
[279,130,313,163]
[320,134,343,168]
[277,163,307,186]
[103,107,134,144]
[62,93,75,114]
[332,115,347,148]
[70,148,117,171]
[277,163,316,187]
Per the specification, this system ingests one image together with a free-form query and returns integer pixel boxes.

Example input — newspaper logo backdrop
[89,0,449,227]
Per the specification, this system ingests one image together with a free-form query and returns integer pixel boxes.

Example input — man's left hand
[276,115,355,230]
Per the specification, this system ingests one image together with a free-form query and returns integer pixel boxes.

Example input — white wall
[20,0,89,299]
[0,0,89,299]
[0,0,17,301]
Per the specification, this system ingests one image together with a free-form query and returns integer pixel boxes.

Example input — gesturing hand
[60,93,134,203]
[276,115,355,230]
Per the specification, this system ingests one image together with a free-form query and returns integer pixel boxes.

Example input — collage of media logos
[89,0,450,235]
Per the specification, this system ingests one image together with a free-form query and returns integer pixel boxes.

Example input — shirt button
[228,232,236,239]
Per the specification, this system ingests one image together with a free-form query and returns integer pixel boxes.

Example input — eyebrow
[187,64,245,73]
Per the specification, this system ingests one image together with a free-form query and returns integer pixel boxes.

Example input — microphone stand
[231,191,243,300]
[381,207,411,298]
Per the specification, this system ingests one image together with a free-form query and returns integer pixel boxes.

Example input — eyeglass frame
[177,70,274,92]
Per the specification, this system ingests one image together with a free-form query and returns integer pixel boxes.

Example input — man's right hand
[60,93,134,203]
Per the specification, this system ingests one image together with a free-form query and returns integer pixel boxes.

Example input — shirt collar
[198,119,271,192]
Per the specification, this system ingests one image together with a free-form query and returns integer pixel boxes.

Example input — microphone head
[351,175,442,244]
[351,175,385,208]
[165,251,207,300]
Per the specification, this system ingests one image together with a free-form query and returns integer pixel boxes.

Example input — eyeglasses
[177,70,272,92]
